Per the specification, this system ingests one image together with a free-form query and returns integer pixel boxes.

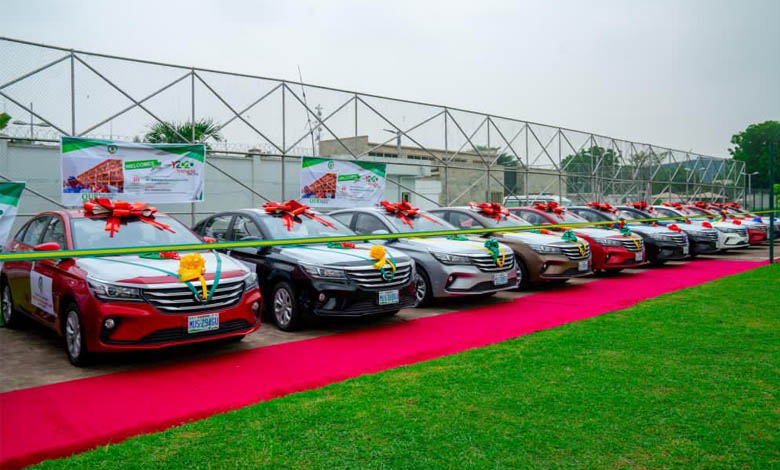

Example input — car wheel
[515,258,530,290]
[63,303,90,366]
[413,268,433,307]
[1,279,19,328]
[271,282,302,331]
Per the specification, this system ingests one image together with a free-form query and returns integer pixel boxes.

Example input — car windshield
[686,207,711,216]
[71,216,201,249]
[616,209,648,221]
[385,211,454,233]
[654,207,682,218]
[558,211,588,224]
[258,214,354,239]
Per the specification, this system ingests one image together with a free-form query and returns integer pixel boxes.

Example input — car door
[29,215,68,324]
[199,213,235,242]
[8,216,51,315]
[225,214,267,273]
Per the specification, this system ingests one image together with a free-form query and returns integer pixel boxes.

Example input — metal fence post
[70,51,75,136]
[444,109,449,205]
[190,70,196,225]
[281,83,286,201]
[769,142,775,264]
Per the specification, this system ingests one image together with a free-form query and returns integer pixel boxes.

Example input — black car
[193,209,416,331]
[568,205,690,264]
[624,206,720,256]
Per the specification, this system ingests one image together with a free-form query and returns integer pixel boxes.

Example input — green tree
[0,112,10,131]
[728,121,780,189]
[143,119,223,146]
[561,145,621,194]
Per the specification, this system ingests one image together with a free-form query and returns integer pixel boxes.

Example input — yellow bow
[369,245,396,271]
[178,253,208,300]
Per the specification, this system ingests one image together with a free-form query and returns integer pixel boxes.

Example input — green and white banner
[0,182,25,271]
[300,157,386,208]
[60,137,206,206]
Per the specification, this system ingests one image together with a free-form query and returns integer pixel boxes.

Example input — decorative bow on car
[628,201,654,213]
[178,253,209,300]
[534,201,565,219]
[667,224,683,233]
[693,201,710,210]
[587,201,617,213]
[663,202,685,211]
[380,200,441,229]
[469,202,520,222]
[83,198,174,238]
[263,200,336,231]
[483,238,506,267]
[702,221,713,228]
[369,245,396,281]
[562,230,587,257]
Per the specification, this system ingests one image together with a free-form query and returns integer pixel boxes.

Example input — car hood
[626,224,679,236]
[76,251,249,285]
[497,231,580,245]
[573,227,624,238]
[400,236,512,254]
[279,244,411,266]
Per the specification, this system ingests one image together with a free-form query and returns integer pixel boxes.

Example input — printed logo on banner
[300,157,386,208]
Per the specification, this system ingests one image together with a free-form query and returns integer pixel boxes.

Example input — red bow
[731,219,742,225]
[380,200,441,229]
[587,201,617,213]
[534,201,565,219]
[469,202,520,222]
[83,199,174,238]
[702,221,713,228]
[263,200,336,231]
[693,201,710,210]
[629,201,653,212]
[668,224,682,233]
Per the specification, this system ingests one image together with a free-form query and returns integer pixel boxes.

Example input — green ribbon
[94,250,222,304]
[446,234,469,241]
[380,253,397,281]
[561,230,578,242]
[619,227,632,236]
[484,238,501,264]
[326,241,354,249]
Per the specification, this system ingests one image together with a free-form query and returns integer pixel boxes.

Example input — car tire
[271,281,302,331]
[1,279,20,328]
[515,258,530,290]
[413,267,433,307]
[63,302,90,367]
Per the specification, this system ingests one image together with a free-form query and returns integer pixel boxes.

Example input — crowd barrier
[0,210,776,262]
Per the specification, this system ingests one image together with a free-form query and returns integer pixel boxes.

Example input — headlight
[87,278,142,302]
[653,233,680,241]
[431,252,472,265]
[301,264,347,280]
[528,244,563,254]
[244,272,259,290]
[593,237,622,247]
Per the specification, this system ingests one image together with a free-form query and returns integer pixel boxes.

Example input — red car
[1,204,262,365]
[508,203,646,272]
[686,203,767,245]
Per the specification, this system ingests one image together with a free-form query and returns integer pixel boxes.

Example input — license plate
[578,260,589,272]
[378,290,399,305]
[493,272,508,285]
[187,313,219,334]
[683,245,689,255]
[635,252,643,262]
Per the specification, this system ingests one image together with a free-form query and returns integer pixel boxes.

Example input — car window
[22,216,50,246]
[572,210,598,222]
[515,210,545,225]
[654,208,678,218]
[448,212,483,229]
[232,215,262,240]
[354,213,390,235]
[41,217,66,247]
[201,214,233,240]
[330,212,353,228]
[14,224,28,242]
[617,209,645,220]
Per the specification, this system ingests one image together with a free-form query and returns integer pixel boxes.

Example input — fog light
[606,253,611,260]
[104,318,115,329]
[318,293,326,302]
[251,301,260,313]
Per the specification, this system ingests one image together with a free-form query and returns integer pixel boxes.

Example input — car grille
[142,278,246,314]
[345,262,413,289]
[469,252,515,272]
[560,243,590,260]
[667,234,688,245]
[619,238,644,251]
[703,230,718,241]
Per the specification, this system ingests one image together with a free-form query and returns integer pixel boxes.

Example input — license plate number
[683,245,689,255]
[578,260,589,272]
[635,252,643,262]
[188,313,219,334]
[493,272,508,285]
[378,290,399,305]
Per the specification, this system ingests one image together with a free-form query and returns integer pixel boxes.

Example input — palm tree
[143,118,223,146]
[0,113,10,131]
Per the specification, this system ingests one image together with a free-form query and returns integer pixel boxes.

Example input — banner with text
[300,157,386,208]
[0,181,25,272]
[60,137,206,206]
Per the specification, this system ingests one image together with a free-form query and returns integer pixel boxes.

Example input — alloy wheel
[65,310,82,361]
[415,275,427,304]
[273,288,293,327]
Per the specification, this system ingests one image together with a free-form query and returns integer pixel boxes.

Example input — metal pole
[70,51,75,135]
[281,83,286,201]
[486,119,491,202]
[769,142,775,263]
[190,70,196,225]
[444,109,449,205]
[29,102,33,139]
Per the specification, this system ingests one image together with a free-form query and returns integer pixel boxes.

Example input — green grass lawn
[36,264,780,469]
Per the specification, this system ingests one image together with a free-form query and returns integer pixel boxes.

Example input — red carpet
[0,259,764,469]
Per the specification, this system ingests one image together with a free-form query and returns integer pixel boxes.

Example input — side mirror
[34,242,61,252]
[202,236,217,243]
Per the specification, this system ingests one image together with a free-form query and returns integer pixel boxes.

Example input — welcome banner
[0,181,25,272]
[60,137,206,206]
[300,157,386,208]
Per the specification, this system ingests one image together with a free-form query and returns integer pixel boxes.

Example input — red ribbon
[663,202,685,211]
[534,201,565,219]
[586,201,617,213]
[263,200,336,231]
[731,219,742,225]
[380,200,441,229]
[83,199,174,238]
[693,201,710,210]
[668,224,682,233]
[702,221,713,228]
[469,202,521,222]
[628,201,654,212]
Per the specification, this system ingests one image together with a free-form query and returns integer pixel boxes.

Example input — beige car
[429,207,592,288]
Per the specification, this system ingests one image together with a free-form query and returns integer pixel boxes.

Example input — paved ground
[1,243,776,393]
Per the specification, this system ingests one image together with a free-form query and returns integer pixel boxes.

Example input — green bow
[446,234,469,241]
[561,230,578,242]
[484,238,501,264]
[619,227,632,236]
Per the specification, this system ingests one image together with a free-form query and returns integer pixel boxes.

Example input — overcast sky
[2,0,778,157]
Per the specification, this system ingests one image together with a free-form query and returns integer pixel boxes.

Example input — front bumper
[716,232,749,249]
[690,238,719,254]
[747,228,767,245]
[533,254,592,280]
[86,288,262,352]
[428,263,518,297]
[647,240,689,261]
[302,280,417,317]
[591,244,645,270]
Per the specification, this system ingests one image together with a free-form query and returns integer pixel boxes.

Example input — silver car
[330,207,519,306]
